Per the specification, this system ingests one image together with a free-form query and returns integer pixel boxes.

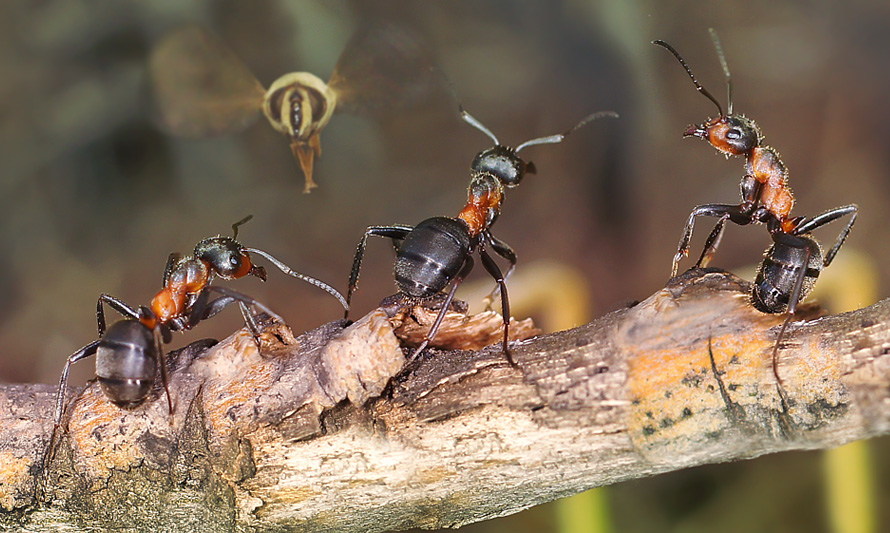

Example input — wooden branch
[3,269,890,532]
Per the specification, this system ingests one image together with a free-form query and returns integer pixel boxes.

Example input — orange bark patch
[0,452,32,511]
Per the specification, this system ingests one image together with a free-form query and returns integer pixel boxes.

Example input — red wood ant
[51,217,347,437]
[654,31,858,395]
[345,106,616,364]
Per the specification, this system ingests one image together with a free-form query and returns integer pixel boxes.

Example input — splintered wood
[389,303,541,351]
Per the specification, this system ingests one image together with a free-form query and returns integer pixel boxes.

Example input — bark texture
[2,268,890,532]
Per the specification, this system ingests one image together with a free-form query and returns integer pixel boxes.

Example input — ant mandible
[654,30,858,393]
[345,105,617,364]
[51,216,348,438]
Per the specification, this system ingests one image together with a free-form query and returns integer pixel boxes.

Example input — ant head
[194,237,266,281]
[461,106,615,187]
[654,29,741,137]
[686,114,761,155]
[472,145,534,187]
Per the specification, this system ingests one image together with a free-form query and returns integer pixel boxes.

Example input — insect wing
[150,26,266,138]
[327,22,440,115]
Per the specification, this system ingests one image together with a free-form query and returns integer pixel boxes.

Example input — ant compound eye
[726,129,741,140]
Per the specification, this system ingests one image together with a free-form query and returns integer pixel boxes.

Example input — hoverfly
[150,23,437,192]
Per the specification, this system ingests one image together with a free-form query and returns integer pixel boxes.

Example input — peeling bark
[2,269,890,532]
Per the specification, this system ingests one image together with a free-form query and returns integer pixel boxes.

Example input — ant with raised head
[345,105,617,364]
[51,216,348,443]
[654,30,858,394]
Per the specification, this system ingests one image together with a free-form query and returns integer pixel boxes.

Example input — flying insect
[151,23,437,192]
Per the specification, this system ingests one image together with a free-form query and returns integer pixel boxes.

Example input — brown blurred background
[1,1,888,531]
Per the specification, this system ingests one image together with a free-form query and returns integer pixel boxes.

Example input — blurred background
[1,0,888,531]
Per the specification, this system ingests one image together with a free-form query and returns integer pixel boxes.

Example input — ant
[654,30,858,396]
[345,105,617,364]
[49,216,348,451]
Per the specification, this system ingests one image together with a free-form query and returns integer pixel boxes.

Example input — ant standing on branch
[654,30,858,398]
[48,216,348,460]
[345,102,616,365]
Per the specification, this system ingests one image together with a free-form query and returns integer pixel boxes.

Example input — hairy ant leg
[407,255,475,363]
[479,245,514,365]
[673,204,754,276]
[346,225,414,319]
[480,233,517,312]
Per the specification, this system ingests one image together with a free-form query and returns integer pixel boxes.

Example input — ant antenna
[243,247,349,311]
[232,215,253,240]
[708,28,733,115]
[653,39,725,117]
[433,66,502,146]
[460,106,500,146]
[515,111,619,153]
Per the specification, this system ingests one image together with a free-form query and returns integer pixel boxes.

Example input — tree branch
[2,269,890,532]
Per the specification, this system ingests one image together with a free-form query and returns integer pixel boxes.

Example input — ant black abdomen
[395,217,474,299]
[94,319,159,408]
[752,233,822,314]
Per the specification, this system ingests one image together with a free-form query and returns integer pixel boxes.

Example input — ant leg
[479,248,515,366]
[237,302,263,339]
[693,214,730,268]
[481,233,517,311]
[408,256,475,363]
[346,225,414,319]
[161,252,182,288]
[768,233,815,408]
[243,248,349,312]
[205,285,285,326]
[794,205,858,267]
[739,175,763,209]
[47,340,101,468]
[186,288,211,329]
[672,204,750,277]
[96,294,140,336]
[153,331,173,417]
[187,288,263,346]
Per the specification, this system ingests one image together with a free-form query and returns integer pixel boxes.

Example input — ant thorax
[746,145,794,221]
[458,173,504,236]
[151,258,210,322]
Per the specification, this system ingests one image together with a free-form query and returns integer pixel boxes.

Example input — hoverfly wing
[150,26,266,138]
[326,21,441,116]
